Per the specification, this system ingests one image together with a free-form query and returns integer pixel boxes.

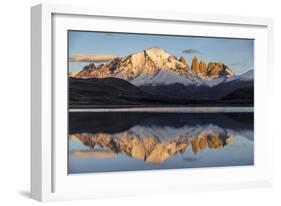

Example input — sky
[68,31,254,75]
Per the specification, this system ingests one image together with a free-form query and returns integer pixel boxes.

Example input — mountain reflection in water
[68,112,253,174]
[70,129,234,164]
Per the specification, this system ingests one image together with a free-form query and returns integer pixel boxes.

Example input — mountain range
[69,47,253,107]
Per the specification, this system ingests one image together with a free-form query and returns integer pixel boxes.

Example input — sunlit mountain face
[71,47,235,81]
[68,112,254,174]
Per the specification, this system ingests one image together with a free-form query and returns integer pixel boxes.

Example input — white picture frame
[31,3,274,202]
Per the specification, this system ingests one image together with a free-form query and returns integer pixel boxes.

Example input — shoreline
[69,107,254,113]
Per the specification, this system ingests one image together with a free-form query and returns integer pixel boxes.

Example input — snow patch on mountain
[129,124,226,140]
[201,77,227,87]
[238,70,254,81]
[130,69,253,88]
[130,69,194,86]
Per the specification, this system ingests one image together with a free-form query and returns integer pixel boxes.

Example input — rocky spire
[199,60,207,78]
[207,62,234,79]
[179,56,188,66]
[191,56,199,74]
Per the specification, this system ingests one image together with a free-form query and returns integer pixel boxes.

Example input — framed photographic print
[31,3,274,201]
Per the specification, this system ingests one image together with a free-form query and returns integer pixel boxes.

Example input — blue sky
[69,31,254,74]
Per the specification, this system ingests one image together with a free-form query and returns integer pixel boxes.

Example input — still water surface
[68,112,253,174]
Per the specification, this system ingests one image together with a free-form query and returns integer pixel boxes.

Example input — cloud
[182,49,201,54]
[69,54,117,63]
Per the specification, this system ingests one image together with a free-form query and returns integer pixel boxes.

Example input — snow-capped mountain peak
[71,47,241,88]
[130,69,203,86]
[74,47,190,81]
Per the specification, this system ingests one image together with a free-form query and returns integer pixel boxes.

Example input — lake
[68,111,254,174]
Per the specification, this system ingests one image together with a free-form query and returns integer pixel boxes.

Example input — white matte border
[31,3,274,201]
